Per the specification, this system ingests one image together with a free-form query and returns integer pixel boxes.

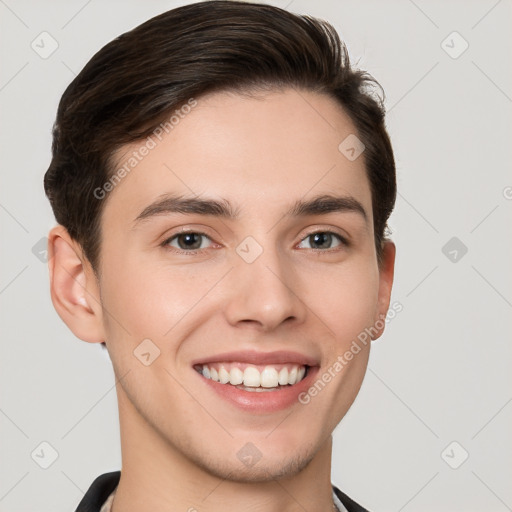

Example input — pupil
[313,232,330,249]
[179,233,201,250]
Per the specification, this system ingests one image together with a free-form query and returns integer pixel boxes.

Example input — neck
[111,387,336,512]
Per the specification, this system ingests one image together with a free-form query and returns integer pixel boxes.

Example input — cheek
[304,262,380,346]
[100,243,380,354]
[100,254,215,345]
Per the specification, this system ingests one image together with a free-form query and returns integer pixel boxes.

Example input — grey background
[1,0,511,510]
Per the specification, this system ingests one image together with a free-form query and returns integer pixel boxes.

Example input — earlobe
[47,225,105,344]
[372,240,396,340]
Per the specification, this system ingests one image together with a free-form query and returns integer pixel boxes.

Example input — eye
[162,231,214,254]
[161,229,349,255]
[297,230,348,251]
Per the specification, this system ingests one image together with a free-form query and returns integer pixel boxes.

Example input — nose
[223,243,307,332]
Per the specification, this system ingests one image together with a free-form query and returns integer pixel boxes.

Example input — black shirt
[74,471,370,512]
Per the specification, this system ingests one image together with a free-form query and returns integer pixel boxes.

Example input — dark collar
[75,471,120,512]
[75,471,370,512]
[332,484,371,512]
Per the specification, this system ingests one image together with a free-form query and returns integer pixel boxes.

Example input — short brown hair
[44,0,396,275]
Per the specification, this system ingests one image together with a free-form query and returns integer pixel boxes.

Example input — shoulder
[332,484,372,512]
[74,471,120,512]
[75,472,372,512]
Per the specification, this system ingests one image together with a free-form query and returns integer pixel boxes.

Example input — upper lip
[191,350,319,367]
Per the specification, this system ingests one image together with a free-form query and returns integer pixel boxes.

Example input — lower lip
[195,366,320,413]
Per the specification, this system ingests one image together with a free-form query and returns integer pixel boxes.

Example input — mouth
[191,350,320,412]
[193,362,309,392]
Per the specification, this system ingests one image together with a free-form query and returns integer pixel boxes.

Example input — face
[61,87,394,482]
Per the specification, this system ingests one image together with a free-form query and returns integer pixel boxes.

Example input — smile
[191,350,319,412]
[194,362,308,391]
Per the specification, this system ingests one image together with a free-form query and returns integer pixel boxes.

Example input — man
[44,1,396,510]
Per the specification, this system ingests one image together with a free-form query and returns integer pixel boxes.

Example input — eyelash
[161,229,350,255]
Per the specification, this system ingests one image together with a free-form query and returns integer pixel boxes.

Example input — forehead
[103,88,372,225]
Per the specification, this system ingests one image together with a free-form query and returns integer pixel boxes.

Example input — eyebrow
[132,192,368,227]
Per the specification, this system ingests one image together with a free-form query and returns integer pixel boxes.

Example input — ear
[47,225,105,344]
[372,240,396,340]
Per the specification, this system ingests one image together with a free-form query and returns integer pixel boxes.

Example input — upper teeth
[200,364,306,387]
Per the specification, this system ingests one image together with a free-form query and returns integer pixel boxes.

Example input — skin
[48,87,395,512]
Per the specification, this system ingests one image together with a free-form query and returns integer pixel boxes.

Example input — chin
[190,443,317,483]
